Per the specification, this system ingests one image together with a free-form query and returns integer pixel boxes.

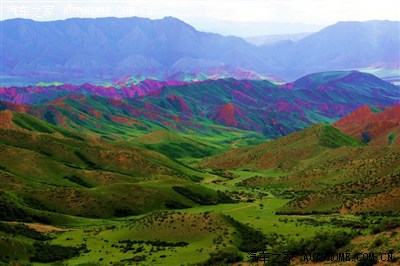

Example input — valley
[0,13,399,266]
[0,99,399,265]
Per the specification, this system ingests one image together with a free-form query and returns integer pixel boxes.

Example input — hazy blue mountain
[1,17,269,84]
[262,20,400,79]
[1,18,398,84]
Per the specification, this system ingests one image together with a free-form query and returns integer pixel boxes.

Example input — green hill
[0,111,234,220]
[203,123,365,170]
[203,123,400,214]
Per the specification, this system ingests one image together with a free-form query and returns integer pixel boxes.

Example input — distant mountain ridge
[263,20,400,79]
[0,17,268,85]
[0,79,186,104]
[245,32,311,46]
[1,17,398,84]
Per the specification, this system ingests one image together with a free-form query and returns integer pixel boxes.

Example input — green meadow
[0,113,399,265]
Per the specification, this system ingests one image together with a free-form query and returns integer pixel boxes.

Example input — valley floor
[2,169,398,266]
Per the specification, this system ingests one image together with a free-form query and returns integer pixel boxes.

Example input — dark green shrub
[30,242,80,262]
[201,249,243,265]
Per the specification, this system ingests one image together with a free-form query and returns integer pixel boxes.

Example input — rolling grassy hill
[132,130,231,159]
[1,110,399,265]
[0,111,235,221]
[203,123,400,215]
[202,123,365,170]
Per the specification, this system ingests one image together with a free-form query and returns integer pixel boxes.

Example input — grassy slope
[50,212,237,265]
[202,123,365,170]
[203,123,400,214]
[0,112,233,221]
[1,112,399,265]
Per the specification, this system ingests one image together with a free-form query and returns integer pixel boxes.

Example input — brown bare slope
[334,105,400,146]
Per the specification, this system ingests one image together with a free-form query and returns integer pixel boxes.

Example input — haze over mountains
[1,17,399,85]
[245,32,311,46]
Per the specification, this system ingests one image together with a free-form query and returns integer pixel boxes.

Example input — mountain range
[0,71,398,138]
[1,17,399,85]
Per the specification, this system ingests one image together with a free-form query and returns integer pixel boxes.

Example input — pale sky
[1,0,399,36]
